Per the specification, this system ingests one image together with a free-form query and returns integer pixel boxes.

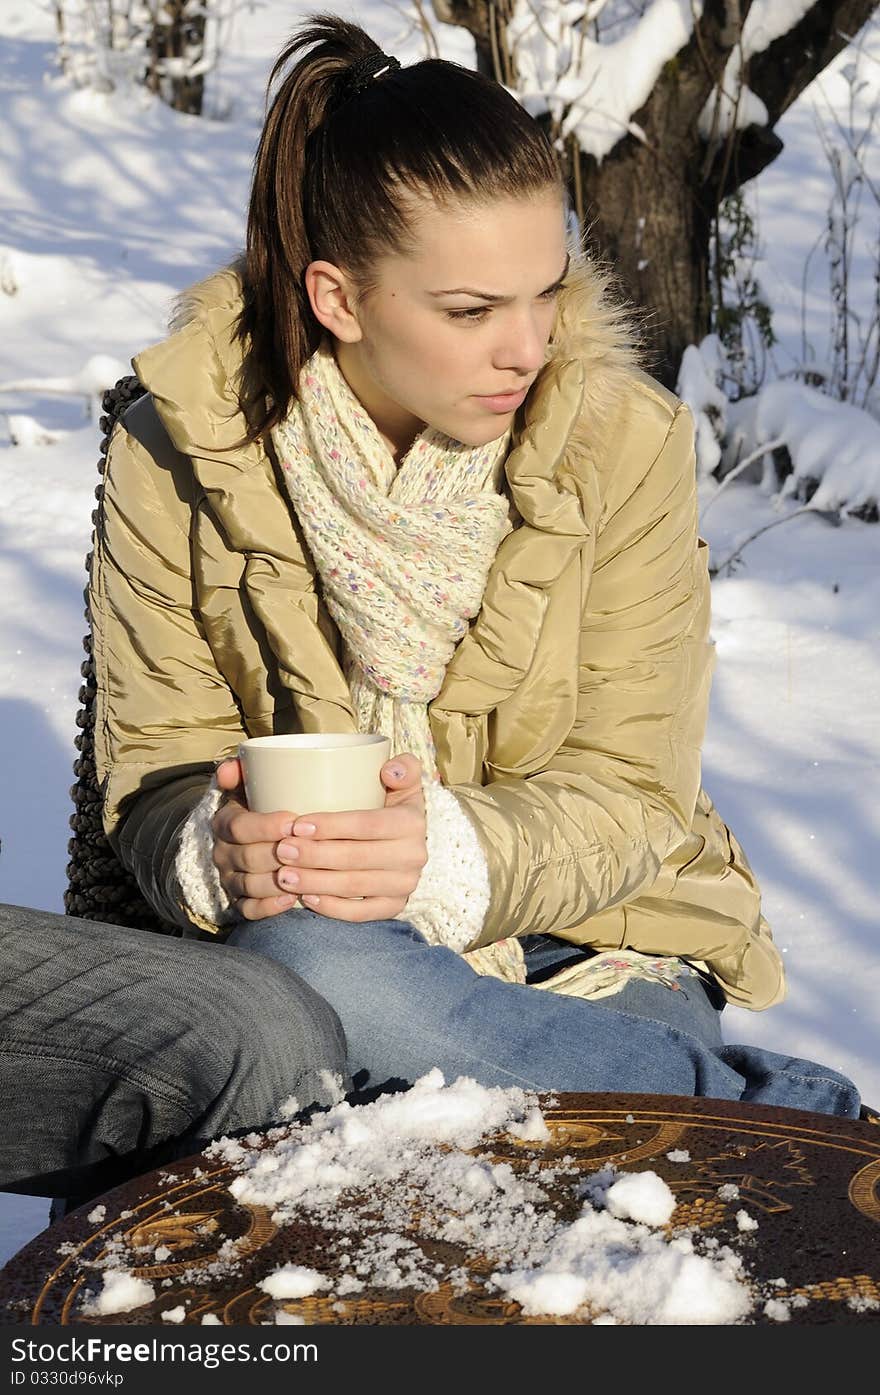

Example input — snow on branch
[500,1,836,161]
[699,1,820,140]
[508,0,702,161]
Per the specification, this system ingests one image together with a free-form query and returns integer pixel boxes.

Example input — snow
[160,1304,187,1323]
[494,1220,751,1324]
[677,336,729,477]
[510,0,700,161]
[764,1296,793,1320]
[80,1269,157,1317]
[679,344,880,515]
[847,1294,880,1313]
[258,1264,328,1300]
[602,1172,676,1226]
[736,381,880,514]
[0,353,128,422]
[0,0,878,1286]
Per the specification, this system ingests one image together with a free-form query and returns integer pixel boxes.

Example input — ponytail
[237,16,380,438]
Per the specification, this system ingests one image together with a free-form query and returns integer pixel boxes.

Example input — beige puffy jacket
[90,260,784,1010]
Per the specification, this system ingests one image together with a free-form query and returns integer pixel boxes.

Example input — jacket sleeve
[90,410,247,934]
[453,398,715,950]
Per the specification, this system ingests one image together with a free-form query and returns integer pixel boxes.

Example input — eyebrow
[427,252,571,302]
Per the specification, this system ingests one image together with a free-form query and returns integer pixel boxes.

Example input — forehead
[385,192,567,286]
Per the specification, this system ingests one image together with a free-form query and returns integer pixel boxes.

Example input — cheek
[394,328,474,399]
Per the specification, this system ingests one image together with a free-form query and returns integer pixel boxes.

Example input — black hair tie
[346,51,401,95]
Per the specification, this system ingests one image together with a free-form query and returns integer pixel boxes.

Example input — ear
[304,260,363,343]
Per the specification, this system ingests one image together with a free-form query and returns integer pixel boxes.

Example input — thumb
[381,752,423,792]
[215,756,244,792]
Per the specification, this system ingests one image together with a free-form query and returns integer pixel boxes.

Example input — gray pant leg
[0,904,348,1198]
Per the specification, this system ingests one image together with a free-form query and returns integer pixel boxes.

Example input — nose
[491,309,548,377]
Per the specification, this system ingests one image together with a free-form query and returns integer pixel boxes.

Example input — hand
[212,752,427,922]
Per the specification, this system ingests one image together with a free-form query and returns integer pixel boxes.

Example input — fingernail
[276,894,298,909]
[279,869,300,889]
[293,821,316,836]
[387,765,405,780]
[277,842,299,863]
[302,894,320,907]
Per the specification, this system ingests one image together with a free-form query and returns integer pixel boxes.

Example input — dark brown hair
[237,12,562,441]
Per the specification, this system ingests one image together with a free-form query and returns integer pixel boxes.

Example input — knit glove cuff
[174,779,237,931]
[394,776,491,953]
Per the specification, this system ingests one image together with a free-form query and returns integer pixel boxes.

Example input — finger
[299,894,408,923]
[276,868,417,899]
[215,757,244,793]
[291,804,418,842]
[277,836,414,871]
[215,802,298,845]
[214,840,284,876]
[233,891,300,922]
[223,869,285,903]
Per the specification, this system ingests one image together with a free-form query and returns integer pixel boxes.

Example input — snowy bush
[676,335,729,480]
[725,380,880,520]
[50,0,242,114]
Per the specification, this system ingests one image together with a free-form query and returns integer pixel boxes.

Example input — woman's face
[308,190,569,458]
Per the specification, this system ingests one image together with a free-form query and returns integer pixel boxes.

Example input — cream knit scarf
[272,341,514,775]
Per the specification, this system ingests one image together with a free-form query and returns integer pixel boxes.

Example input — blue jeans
[227,909,861,1118]
[0,904,348,1201]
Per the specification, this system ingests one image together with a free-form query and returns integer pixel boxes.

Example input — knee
[186,943,349,1108]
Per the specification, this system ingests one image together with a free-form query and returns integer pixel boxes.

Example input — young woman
[91,15,861,1116]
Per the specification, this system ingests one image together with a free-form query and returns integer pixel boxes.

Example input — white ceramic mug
[238,732,392,815]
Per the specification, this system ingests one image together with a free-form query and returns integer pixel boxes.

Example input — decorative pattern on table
[2,1094,878,1326]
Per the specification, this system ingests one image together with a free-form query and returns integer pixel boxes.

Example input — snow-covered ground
[1,1,878,1271]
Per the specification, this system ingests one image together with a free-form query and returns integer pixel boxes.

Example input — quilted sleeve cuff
[173,779,237,932]
[394,775,491,953]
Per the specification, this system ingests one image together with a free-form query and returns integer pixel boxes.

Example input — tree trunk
[434,0,880,387]
[579,136,715,387]
[148,0,206,116]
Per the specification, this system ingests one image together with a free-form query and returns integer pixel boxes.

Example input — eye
[445,285,562,325]
[445,306,490,323]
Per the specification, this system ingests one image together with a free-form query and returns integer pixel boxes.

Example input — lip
[474,385,530,414]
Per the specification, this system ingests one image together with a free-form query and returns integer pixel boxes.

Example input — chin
[446,420,512,449]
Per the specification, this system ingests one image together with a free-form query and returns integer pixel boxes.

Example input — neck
[333,340,423,463]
